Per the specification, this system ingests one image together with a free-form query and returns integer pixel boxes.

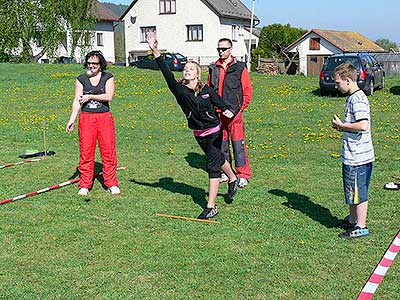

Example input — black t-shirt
[77,72,113,113]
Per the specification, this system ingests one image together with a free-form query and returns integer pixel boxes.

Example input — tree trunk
[21,39,32,63]
[32,49,46,63]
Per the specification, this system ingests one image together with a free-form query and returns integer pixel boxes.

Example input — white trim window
[232,25,244,41]
[187,25,203,41]
[140,26,156,42]
[96,33,104,46]
[232,25,239,41]
[160,0,176,14]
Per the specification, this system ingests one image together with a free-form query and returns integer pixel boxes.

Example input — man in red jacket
[208,38,252,188]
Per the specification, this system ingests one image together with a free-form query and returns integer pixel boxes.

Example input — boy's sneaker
[78,188,89,196]
[227,177,239,201]
[339,226,369,240]
[108,186,121,195]
[238,177,249,188]
[198,206,219,219]
[219,173,229,183]
[338,215,356,230]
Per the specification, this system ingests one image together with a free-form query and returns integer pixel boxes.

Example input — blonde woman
[147,32,238,219]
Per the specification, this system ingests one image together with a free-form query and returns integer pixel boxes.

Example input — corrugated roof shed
[286,29,385,53]
[313,29,384,52]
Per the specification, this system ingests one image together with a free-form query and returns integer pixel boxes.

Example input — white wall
[123,0,258,66]
[35,21,116,63]
[72,30,116,63]
[288,32,342,75]
[219,18,258,62]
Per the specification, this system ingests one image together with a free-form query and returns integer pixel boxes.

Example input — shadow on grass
[68,162,108,197]
[311,88,347,98]
[389,86,400,95]
[311,89,324,97]
[184,152,207,172]
[269,189,341,228]
[130,177,208,208]
[184,152,233,204]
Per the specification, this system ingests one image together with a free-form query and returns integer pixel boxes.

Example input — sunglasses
[217,47,231,52]
[87,61,100,65]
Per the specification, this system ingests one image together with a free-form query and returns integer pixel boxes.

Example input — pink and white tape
[357,230,400,300]
[0,158,43,169]
[0,166,126,205]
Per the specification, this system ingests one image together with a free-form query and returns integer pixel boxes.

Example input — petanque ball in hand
[85,69,94,78]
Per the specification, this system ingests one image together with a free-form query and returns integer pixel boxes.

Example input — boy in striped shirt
[332,63,375,239]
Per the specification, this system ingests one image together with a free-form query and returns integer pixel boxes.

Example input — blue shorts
[342,163,373,205]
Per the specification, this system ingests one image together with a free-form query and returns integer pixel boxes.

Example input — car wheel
[365,80,374,96]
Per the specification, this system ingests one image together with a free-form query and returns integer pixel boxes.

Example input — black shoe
[198,206,219,219]
[337,215,356,230]
[227,177,239,201]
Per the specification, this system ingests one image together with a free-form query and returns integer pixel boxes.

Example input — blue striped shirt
[341,90,375,166]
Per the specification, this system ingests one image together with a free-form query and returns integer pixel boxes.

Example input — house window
[140,26,156,42]
[232,25,238,41]
[310,38,320,50]
[187,25,203,41]
[97,33,104,46]
[160,0,176,14]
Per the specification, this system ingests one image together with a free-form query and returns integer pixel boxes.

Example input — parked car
[319,53,385,96]
[130,52,188,71]
[113,61,126,66]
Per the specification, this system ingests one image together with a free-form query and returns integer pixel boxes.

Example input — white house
[285,29,385,76]
[120,0,260,66]
[37,0,119,63]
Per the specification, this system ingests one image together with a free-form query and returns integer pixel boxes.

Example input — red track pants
[220,111,252,179]
[78,112,119,189]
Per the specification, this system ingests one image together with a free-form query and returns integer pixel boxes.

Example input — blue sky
[101,0,400,43]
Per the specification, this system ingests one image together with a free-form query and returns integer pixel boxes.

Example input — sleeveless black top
[77,72,113,113]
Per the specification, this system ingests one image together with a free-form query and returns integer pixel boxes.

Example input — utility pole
[246,0,256,72]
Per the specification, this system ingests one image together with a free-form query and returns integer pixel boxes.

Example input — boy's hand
[332,115,344,131]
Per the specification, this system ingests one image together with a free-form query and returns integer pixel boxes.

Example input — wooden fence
[374,53,400,76]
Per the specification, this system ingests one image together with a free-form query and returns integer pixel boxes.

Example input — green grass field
[0,63,398,300]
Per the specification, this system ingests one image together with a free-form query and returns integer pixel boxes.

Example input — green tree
[0,0,96,62]
[375,38,397,51]
[251,23,306,71]
[258,23,306,57]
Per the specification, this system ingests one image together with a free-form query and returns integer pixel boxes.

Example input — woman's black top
[77,72,113,113]
[155,56,233,130]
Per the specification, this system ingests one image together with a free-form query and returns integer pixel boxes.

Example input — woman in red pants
[66,51,120,196]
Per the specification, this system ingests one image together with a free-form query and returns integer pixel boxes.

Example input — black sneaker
[227,177,239,201]
[198,206,219,219]
[338,215,356,230]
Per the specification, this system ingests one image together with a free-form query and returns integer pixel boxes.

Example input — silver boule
[85,69,94,77]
